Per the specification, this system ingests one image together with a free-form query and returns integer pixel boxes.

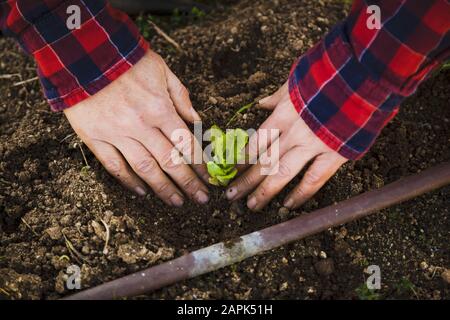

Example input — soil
[0,0,449,300]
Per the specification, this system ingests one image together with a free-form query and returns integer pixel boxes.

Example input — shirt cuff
[16,1,149,111]
[288,24,400,160]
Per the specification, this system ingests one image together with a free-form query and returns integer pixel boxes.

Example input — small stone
[248,71,267,85]
[441,269,450,284]
[230,26,238,34]
[45,226,62,240]
[260,25,269,33]
[91,220,106,241]
[420,261,428,270]
[314,258,335,276]
[212,209,220,218]
[208,96,218,105]
[278,207,289,219]
[103,210,114,223]
[319,251,327,259]
[281,257,288,264]
[279,282,288,291]
[60,215,72,227]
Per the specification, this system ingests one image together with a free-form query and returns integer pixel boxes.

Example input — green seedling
[227,102,255,126]
[355,283,381,300]
[207,125,249,187]
[80,165,90,177]
[394,277,418,298]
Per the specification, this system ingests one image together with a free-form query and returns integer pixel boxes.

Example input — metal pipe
[64,162,450,300]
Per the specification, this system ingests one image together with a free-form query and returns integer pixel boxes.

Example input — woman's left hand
[226,82,348,211]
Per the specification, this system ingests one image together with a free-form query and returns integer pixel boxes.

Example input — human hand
[64,50,209,207]
[226,82,347,210]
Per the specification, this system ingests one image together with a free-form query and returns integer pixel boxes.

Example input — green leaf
[223,128,248,164]
[233,128,249,162]
[216,169,237,186]
[210,125,226,165]
[226,102,255,126]
[207,125,249,187]
[207,161,223,177]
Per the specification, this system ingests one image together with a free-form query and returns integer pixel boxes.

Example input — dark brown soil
[0,0,449,300]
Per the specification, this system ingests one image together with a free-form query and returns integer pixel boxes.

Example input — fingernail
[192,109,202,122]
[284,198,294,209]
[226,187,238,200]
[170,194,184,207]
[259,96,270,105]
[195,190,209,204]
[247,196,257,210]
[135,186,147,196]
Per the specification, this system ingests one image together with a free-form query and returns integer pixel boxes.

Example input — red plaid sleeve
[289,0,450,160]
[0,0,149,111]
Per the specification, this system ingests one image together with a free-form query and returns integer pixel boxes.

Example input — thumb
[165,64,201,123]
[258,81,288,110]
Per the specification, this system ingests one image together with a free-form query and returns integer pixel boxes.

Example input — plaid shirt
[0,0,148,111]
[289,0,450,160]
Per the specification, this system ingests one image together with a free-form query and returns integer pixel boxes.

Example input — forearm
[0,0,149,111]
[288,0,450,160]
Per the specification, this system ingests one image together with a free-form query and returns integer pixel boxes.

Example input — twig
[59,255,71,262]
[60,132,76,143]
[78,143,89,167]
[148,20,183,53]
[0,178,11,185]
[202,105,214,113]
[0,51,21,59]
[63,233,89,264]
[21,218,39,237]
[100,219,110,255]
[12,76,39,87]
[0,73,21,80]
[226,102,256,126]
[0,288,10,297]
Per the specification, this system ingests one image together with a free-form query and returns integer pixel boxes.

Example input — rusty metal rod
[65,162,450,300]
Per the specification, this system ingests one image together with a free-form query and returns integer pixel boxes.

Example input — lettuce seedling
[207,125,249,186]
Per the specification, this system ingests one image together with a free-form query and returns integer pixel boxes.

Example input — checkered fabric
[0,0,149,111]
[289,0,450,160]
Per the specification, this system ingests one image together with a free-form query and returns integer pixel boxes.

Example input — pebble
[208,96,218,105]
[420,261,428,270]
[45,226,62,240]
[442,269,450,284]
[60,215,72,227]
[81,245,90,255]
[314,258,335,276]
[277,207,289,219]
[319,251,327,259]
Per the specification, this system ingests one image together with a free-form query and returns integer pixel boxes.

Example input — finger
[136,130,209,204]
[283,153,345,209]
[237,99,297,173]
[246,146,316,211]
[89,140,148,196]
[236,111,281,173]
[165,64,201,123]
[227,131,293,201]
[159,115,209,182]
[258,81,288,110]
[116,140,185,207]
